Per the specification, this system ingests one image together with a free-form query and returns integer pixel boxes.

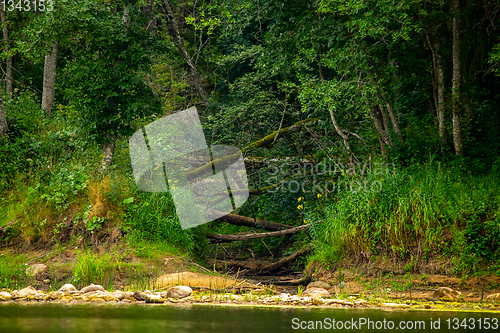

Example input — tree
[0,8,12,99]
[451,0,464,156]
[0,88,6,138]
[42,41,58,117]
[162,0,208,106]
[62,3,161,172]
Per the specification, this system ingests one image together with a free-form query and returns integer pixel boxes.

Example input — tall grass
[125,191,207,257]
[310,162,500,275]
[0,253,28,290]
[72,250,124,290]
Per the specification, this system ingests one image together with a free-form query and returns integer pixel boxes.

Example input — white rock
[12,286,37,298]
[58,284,77,292]
[80,284,105,294]
[167,286,193,299]
[0,291,12,301]
[302,287,330,298]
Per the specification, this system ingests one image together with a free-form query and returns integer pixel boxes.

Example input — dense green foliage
[0,0,499,278]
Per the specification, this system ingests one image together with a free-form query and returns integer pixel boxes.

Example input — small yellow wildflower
[297,197,303,202]
[304,220,310,224]
[317,193,322,198]
[297,204,303,210]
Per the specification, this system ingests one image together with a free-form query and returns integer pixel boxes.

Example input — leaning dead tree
[207,224,309,243]
[212,210,293,231]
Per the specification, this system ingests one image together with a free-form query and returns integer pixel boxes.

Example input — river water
[0,303,499,332]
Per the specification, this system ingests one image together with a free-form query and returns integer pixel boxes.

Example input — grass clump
[309,162,500,276]
[0,253,28,290]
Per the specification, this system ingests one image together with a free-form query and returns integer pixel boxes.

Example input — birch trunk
[42,42,58,117]
[452,0,463,156]
[0,9,12,99]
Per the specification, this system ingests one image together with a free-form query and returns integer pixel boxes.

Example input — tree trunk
[163,0,208,106]
[435,41,446,145]
[0,87,7,138]
[0,9,12,99]
[378,103,393,147]
[214,210,293,231]
[207,224,309,243]
[42,42,58,117]
[452,0,463,156]
[100,132,116,173]
[327,104,356,171]
[385,102,403,142]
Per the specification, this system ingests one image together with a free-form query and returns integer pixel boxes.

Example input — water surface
[0,303,499,332]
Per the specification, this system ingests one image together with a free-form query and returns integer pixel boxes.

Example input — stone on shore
[81,284,105,294]
[431,287,461,300]
[25,264,47,277]
[307,281,331,290]
[12,286,37,299]
[0,291,12,301]
[302,287,330,298]
[166,286,192,299]
[58,284,77,293]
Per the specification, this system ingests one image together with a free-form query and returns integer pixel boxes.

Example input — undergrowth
[308,162,500,277]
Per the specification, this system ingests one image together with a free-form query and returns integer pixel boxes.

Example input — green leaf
[123,197,134,204]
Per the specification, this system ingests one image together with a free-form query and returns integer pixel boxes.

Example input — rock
[431,287,461,300]
[25,264,47,277]
[58,284,77,293]
[12,286,37,299]
[307,281,331,290]
[166,286,193,299]
[382,303,409,308]
[48,291,63,300]
[34,293,48,301]
[145,294,165,303]
[0,291,12,301]
[80,284,105,294]
[486,293,500,301]
[109,290,128,300]
[133,290,147,301]
[302,287,330,298]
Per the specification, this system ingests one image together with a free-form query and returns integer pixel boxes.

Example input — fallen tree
[213,210,293,231]
[185,118,319,181]
[207,224,309,243]
[209,245,313,274]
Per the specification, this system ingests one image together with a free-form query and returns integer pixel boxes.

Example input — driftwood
[214,210,293,231]
[207,224,309,243]
[209,246,313,274]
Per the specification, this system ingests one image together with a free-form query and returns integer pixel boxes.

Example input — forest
[0,0,499,289]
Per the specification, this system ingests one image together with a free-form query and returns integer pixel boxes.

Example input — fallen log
[184,118,319,181]
[271,275,312,286]
[213,210,293,231]
[209,246,313,274]
[207,224,309,243]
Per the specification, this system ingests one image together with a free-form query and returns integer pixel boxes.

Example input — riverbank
[1,284,500,313]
